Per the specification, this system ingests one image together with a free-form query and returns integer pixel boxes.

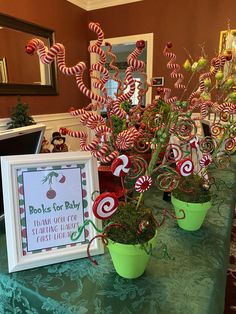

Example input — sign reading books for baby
[24,166,84,251]
[1,152,103,272]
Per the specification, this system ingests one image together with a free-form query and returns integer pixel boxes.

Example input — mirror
[0,13,58,95]
[90,33,153,111]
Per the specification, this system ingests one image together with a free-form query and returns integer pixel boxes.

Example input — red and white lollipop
[111,154,131,177]
[176,158,194,176]
[92,192,118,220]
[199,155,212,167]
[135,175,152,193]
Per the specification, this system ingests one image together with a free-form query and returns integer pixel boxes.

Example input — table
[0,157,236,314]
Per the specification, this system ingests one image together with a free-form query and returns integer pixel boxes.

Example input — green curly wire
[70,219,115,241]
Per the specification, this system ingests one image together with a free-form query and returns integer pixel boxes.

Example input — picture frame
[152,76,164,87]
[0,57,8,83]
[219,29,236,53]
[1,151,103,272]
[219,29,236,87]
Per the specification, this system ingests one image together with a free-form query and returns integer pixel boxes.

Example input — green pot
[107,231,157,279]
[171,195,212,231]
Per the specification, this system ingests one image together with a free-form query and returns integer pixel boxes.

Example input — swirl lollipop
[176,158,194,176]
[135,175,152,193]
[92,192,118,220]
[111,154,132,177]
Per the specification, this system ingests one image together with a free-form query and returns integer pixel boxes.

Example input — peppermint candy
[176,158,194,176]
[92,192,118,220]
[199,155,212,167]
[135,175,152,193]
[111,154,131,177]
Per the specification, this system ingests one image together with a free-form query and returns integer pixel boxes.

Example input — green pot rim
[171,194,212,207]
[107,230,158,249]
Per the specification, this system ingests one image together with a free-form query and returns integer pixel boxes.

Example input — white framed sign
[1,151,103,272]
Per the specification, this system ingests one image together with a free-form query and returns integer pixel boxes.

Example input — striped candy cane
[163,43,185,90]
[26,38,85,75]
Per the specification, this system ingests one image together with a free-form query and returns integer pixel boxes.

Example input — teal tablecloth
[0,158,236,314]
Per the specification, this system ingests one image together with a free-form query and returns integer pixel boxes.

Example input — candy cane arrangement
[25,22,236,266]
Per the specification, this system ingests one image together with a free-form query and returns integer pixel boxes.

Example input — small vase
[107,231,157,279]
[171,195,212,231]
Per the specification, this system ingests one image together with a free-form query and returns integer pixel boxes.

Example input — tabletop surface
[0,157,236,314]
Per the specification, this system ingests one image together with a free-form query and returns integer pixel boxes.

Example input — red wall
[0,0,235,118]
[0,0,89,118]
[88,0,236,100]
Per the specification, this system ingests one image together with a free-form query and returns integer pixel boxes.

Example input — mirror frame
[0,13,58,95]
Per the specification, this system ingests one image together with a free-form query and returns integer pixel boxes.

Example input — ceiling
[66,0,142,11]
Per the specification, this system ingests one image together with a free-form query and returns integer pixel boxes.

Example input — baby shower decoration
[2,152,102,272]
[24,22,236,277]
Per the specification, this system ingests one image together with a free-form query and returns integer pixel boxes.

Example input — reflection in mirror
[90,33,153,113]
[0,13,58,95]
[103,43,147,107]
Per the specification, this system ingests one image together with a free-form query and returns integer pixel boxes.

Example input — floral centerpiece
[25,22,236,278]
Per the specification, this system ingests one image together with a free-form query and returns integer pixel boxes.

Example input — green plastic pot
[171,195,212,231]
[107,231,157,279]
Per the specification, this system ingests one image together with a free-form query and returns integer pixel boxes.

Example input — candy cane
[214,102,236,114]
[70,110,107,132]
[88,22,104,49]
[111,67,136,118]
[26,38,85,75]
[198,57,224,93]
[115,130,134,150]
[90,63,109,94]
[115,127,140,150]
[91,143,109,158]
[127,40,145,71]
[59,127,100,152]
[111,154,131,177]
[69,108,87,116]
[176,158,194,176]
[163,42,185,89]
[79,137,101,152]
[99,151,119,164]
[76,71,107,105]
[60,127,86,138]
[163,88,178,107]
[92,192,118,220]
[188,54,226,103]
[93,125,112,135]
[26,36,108,105]
[88,22,109,92]
[105,42,123,95]
[86,114,106,129]
[111,41,146,118]
[192,101,213,120]
[136,75,149,107]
